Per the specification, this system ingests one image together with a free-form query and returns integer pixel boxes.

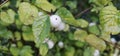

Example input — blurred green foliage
[0,0,120,56]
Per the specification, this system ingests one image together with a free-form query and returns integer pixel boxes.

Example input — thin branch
[101,38,120,49]
[0,0,9,7]
[75,7,92,18]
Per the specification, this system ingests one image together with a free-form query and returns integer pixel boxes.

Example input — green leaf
[74,29,88,42]
[0,20,9,26]
[22,32,35,41]
[74,49,83,56]
[56,7,77,26]
[118,11,120,28]
[10,45,33,56]
[0,25,7,38]
[68,32,74,40]
[39,44,48,56]
[17,41,23,48]
[85,34,106,51]
[100,32,110,42]
[22,26,35,41]
[15,18,23,29]
[49,33,57,43]
[77,19,88,28]
[55,52,61,56]
[20,46,34,56]
[75,41,85,48]
[22,26,31,32]
[16,0,21,8]
[32,15,50,47]
[91,6,104,13]
[51,0,62,8]
[7,9,15,23]
[0,46,9,52]
[64,46,75,56]
[99,5,120,35]
[18,2,38,25]
[35,0,56,12]
[83,47,95,56]
[88,23,100,35]
[10,45,20,56]
[5,31,13,39]
[0,25,13,39]
[56,7,88,28]
[66,1,77,9]
[0,9,15,25]
[89,0,111,6]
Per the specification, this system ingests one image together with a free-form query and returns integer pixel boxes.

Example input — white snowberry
[47,40,54,49]
[58,41,64,48]
[111,38,116,44]
[89,22,96,26]
[50,15,62,27]
[56,22,65,31]
[93,49,100,56]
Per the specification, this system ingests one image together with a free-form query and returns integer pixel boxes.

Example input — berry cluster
[50,15,65,31]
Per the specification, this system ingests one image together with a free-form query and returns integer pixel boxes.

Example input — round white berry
[93,49,100,56]
[50,15,62,27]
[47,40,54,49]
[89,22,96,26]
[56,22,65,31]
[58,41,64,48]
[111,38,116,44]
